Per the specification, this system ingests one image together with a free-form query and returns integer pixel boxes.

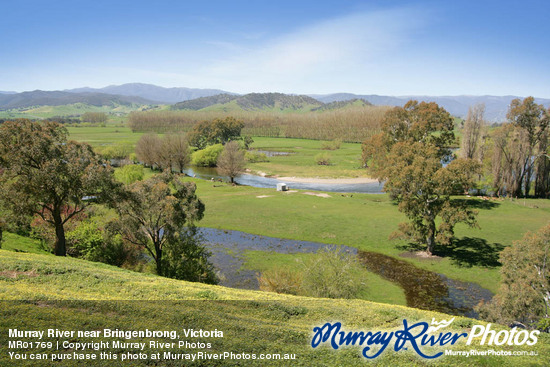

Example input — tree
[0,119,121,256]
[114,172,205,276]
[187,117,244,149]
[159,134,191,172]
[161,228,218,284]
[460,103,486,160]
[81,112,108,124]
[507,97,549,197]
[362,101,480,255]
[135,133,162,168]
[478,224,550,329]
[217,141,245,183]
[135,133,191,172]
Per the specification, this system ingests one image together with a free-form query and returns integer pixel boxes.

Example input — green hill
[1,250,548,366]
[172,93,324,113]
[312,98,373,111]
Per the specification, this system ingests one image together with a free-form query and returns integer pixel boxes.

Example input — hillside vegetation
[1,250,549,366]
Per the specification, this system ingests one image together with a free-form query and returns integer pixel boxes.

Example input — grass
[191,178,550,294]
[66,124,144,148]
[1,250,548,366]
[0,103,151,120]
[248,137,370,178]
[1,232,50,254]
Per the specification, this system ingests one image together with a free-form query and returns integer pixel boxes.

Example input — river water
[198,227,493,319]
[183,166,385,194]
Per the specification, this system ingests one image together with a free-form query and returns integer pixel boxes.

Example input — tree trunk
[155,246,163,276]
[230,176,234,184]
[53,208,66,256]
[426,218,436,256]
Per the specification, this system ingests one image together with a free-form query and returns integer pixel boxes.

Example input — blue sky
[0,0,548,97]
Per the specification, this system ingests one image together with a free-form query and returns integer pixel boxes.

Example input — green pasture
[1,250,548,366]
[191,178,550,294]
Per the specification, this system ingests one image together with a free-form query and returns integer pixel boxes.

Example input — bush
[321,139,341,150]
[161,228,218,284]
[114,164,144,185]
[66,220,138,267]
[245,151,269,163]
[258,268,302,295]
[315,152,332,165]
[191,144,224,167]
[258,247,366,299]
[300,246,365,299]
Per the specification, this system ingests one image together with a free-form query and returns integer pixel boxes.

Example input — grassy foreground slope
[1,250,549,366]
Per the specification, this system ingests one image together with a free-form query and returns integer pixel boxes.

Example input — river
[182,166,385,194]
[198,227,493,319]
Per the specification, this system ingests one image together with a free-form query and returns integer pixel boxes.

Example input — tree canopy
[0,119,121,256]
[362,101,479,255]
[478,224,550,330]
[113,172,207,278]
[187,117,244,149]
[217,141,245,183]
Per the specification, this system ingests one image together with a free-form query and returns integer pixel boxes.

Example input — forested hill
[171,93,369,112]
[0,90,155,109]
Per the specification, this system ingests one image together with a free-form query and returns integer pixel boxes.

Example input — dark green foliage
[66,219,136,267]
[113,172,209,281]
[187,116,244,149]
[161,228,218,284]
[477,224,550,329]
[0,119,122,256]
[362,101,480,254]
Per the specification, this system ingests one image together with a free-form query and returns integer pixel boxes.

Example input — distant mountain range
[310,93,550,122]
[0,90,154,109]
[65,83,232,104]
[2,83,549,121]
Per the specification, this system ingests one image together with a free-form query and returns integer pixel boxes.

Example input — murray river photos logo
[311,318,540,359]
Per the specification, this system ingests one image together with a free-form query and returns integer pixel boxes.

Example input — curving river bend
[199,227,493,319]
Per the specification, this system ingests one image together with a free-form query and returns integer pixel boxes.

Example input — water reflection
[357,251,493,318]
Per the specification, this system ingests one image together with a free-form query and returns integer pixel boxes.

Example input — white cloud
[195,7,426,93]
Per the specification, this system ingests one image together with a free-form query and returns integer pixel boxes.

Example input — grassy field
[66,125,144,147]
[65,125,371,178]
[1,250,548,366]
[0,103,152,120]
[190,178,550,294]
[247,137,370,178]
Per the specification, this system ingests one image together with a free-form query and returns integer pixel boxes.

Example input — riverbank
[276,176,379,184]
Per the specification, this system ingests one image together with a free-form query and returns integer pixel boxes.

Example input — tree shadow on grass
[451,198,500,210]
[434,237,504,268]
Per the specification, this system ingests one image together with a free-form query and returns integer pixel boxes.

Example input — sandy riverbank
[276,176,379,184]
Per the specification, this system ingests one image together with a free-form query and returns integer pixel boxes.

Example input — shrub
[161,228,218,284]
[300,246,365,299]
[258,268,302,295]
[66,220,138,267]
[191,144,224,167]
[245,151,269,163]
[321,139,342,150]
[258,247,366,299]
[114,164,144,185]
[315,152,332,165]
